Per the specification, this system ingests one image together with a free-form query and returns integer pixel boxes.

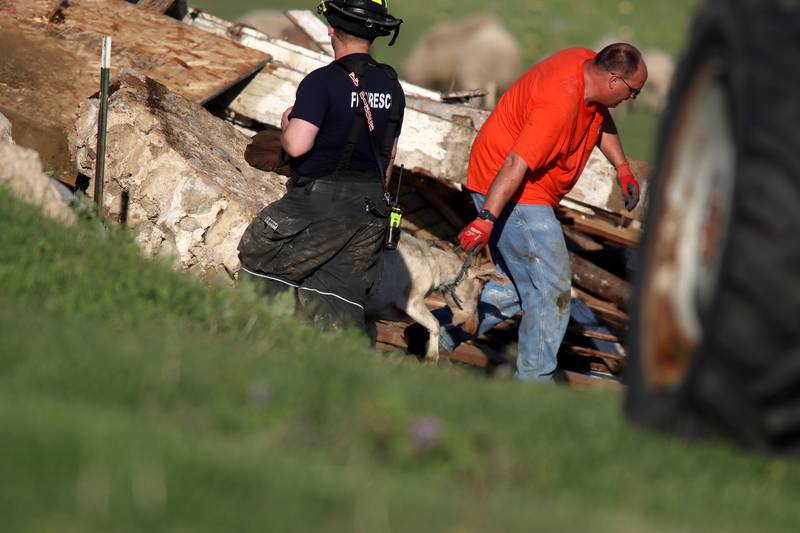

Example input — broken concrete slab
[72,73,287,283]
[0,140,77,225]
[0,112,11,144]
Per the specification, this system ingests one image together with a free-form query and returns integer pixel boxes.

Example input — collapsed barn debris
[0,0,649,389]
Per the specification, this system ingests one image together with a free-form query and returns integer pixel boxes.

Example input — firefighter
[441,44,647,381]
[237,0,405,332]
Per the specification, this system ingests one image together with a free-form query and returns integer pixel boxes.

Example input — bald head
[594,43,643,77]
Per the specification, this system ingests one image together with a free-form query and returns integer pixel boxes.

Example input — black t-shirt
[289,53,405,177]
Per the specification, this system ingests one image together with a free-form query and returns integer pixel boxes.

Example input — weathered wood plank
[184,9,441,102]
[558,206,641,248]
[563,227,604,252]
[561,370,624,391]
[569,252,631,308]
[567,326,621,343]
[224,68,477,183]
[133,0,176,13]
[183,8,482,184]
[0,0,269,125]
[375,321,409,348]
[75,0,268,103]
[284,9,334,56]
[564,344,625,362]
[0,0,268,174]
[374,319,502,369]
[0,0,56,19]
[227,64,307,127]
[405,95,489,131]
[447,344,491,368]
[572,287,629,321]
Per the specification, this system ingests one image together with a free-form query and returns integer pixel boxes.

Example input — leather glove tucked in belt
[458,216,494,253]
[615,163,640,211]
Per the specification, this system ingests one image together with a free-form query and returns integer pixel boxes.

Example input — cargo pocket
[238,204,312,278]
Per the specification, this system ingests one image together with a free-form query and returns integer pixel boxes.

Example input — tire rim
[639,61,737,390]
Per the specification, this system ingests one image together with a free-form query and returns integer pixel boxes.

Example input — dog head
[444,266,507,335]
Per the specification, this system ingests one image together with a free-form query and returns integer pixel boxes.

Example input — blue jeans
[441,193,571,381]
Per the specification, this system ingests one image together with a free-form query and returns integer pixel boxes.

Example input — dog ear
[468,267,507,283]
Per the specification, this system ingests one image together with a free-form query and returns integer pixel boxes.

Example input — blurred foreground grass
[1,187,800,532]
[191,0,702,161]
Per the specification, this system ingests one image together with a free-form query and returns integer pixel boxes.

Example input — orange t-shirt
[467,48,605,206]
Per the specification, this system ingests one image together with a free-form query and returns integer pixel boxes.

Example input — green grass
[191,0,701,161]
[2,186,800,531]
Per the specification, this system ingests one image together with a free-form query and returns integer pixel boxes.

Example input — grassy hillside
[2,189,800,531]
[191,0,702,161]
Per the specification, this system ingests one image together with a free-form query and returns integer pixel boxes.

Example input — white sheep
[403,13,521,108]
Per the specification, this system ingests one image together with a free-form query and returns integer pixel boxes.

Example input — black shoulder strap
[378,63,403,164]
[334,57,368,173]
[333,57,394,186]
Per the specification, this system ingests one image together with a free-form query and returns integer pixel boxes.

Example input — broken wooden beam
[284,9,334,56]
[558,206,641,248]
[374,319,505,369]
[564,345,625,362]
[569,252,631,308]
[182,8,483,184]
[561,370,624,391]
[567,326,621,343]
[441,89,488,104]
[563,227,604,253]
[183,9,441,101]
[572,287,629,322]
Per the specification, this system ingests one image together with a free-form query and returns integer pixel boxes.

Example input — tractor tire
[626,0,800,452]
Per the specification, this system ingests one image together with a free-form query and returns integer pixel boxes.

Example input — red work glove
[458,217,494,253]
[616,163,640,211]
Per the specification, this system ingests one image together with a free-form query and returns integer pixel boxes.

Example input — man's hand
[458,217,494,253]
[616,163,640,211]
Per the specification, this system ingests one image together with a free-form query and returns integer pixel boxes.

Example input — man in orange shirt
[441,43,647,381]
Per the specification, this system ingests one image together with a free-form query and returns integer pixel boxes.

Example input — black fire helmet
[317,0,403,46]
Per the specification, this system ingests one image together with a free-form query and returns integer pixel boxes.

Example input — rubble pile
[0,0,650,388]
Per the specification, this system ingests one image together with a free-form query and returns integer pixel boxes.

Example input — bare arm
[599,109,641,210]
[481,151,531,217]
[280,106,320,158]
[597,109,628,167]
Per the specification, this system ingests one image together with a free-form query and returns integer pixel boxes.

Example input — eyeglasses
[612,73,641,98]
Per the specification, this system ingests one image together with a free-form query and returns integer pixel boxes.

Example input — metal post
[94,36,112,218]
